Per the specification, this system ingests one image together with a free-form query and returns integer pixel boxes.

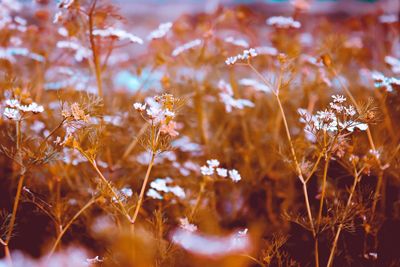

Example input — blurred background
[112,0,399,19]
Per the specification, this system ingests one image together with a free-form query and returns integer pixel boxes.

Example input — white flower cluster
[254,46,278,56]
[379,14,398,24]
[298,95,368,134]
[172,39,202,57]
[57,40,91,62]
[225,48,257,65]
[58,0,75,9]
[133,95,179,137]
[224,36,249,48]
[146,177,186,200]
[372,71,400,92]
[266,16,301,29]
[3,99,44,120]
[218,80,254,113]
[239,78,271,94]
[147,22,173,40]
[384,56,400,74]
[92,27,143,44]
[200,159,241,182]
[0,47,45,63]
[179,217,198,232]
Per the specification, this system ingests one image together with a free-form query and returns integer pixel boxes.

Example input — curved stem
[48,197,98,257]
[190,178,207,220]
[131,152,156,225]
[6,174,25,244]
[88,0,103,97]
[326,166,363,267]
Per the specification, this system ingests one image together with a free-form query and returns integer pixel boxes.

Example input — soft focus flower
[92,27,143,44]
[228,169,241,182]
[179,218,198,232]
[172,39,202,57]
[266,16,301,29]
[133,102,147,111]
[147,22,173,40]
[200,165,214,176]
[225,48,258,65]
[3,107,20,120]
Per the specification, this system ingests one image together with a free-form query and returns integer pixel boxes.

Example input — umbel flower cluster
[299,95,368,134]
[3,97,44,120]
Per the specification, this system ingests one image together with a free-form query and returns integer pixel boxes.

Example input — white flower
[18,102,44,113]
[5,99,19,108]
[148,177,185,199]
[146,106,163,120]
[179,218,198,232]
[239,78,271,94]
[133,102,147,111]
[200,165,214,176]
[147,22,173,40]
[224,36,249,48]
[147,188,163,199]
[172,39,202,57]
[345,122,368,132]
[206,159,220,168]
[92,27,143,44]
[385,56,400,74]
[58,0,75,9]
[379,14,398,24]
[164,109,175,118]
[332,95,346,103]
[344,105,356,116]
[216,168,228,177]
[225,48,258,65]
[3,107,20,120]
[120,187,133,198]
[228,169,241,182]
[266,16,301,29]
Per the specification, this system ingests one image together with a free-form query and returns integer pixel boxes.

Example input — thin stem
[89,158,132,222]
[189,178,207,219]
[6,174,25,244]
[275,95,305,183]
[131,152,156,225]
[317,154,330,230]
[88,0,103,97]
[48,197,98,257]
[326,166,363,267]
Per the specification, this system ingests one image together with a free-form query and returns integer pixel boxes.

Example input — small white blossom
[206,159,220,168]
[332,95,346,103]
[266,16,301,29]
[133,102,147,111]
[228,169,241,182]
[92,27,143,44]
[239,78,271,94]
[3,107,20,120]
[225,48,258,65]
[164,109,175,118]
[200,165,214,176]
[216,168,228,177]
[179,218,198,232]
[147,22,173,40]
[379,14,398,24]
[224,36,249,48]
[172,39,202,57]
[147,188,163,199]
[5,99,19,108]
